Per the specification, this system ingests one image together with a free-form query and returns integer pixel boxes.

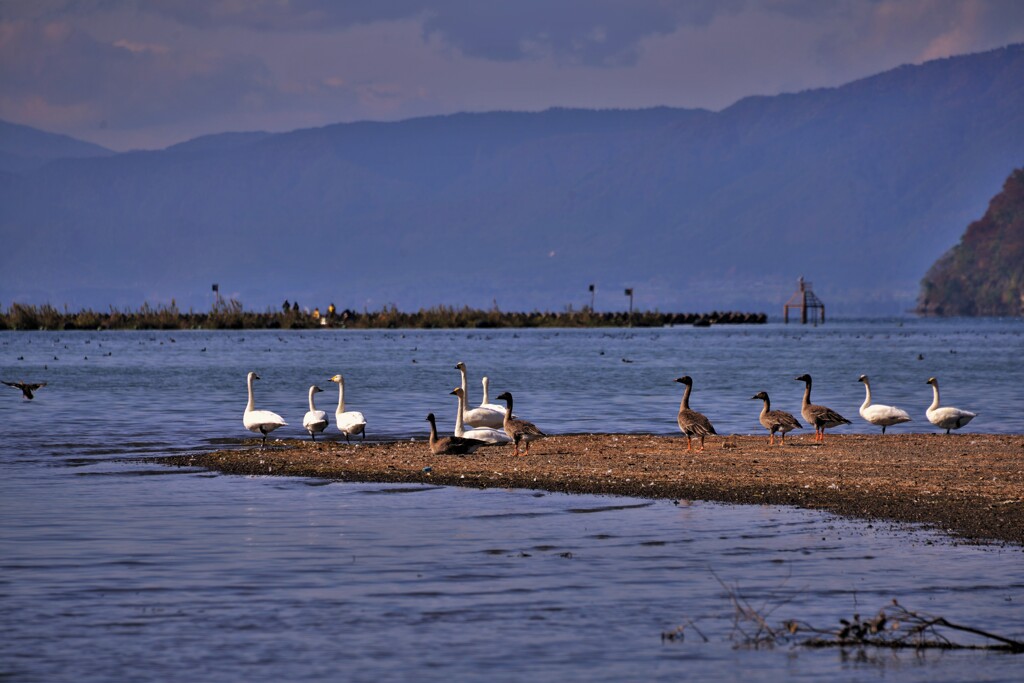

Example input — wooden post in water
[625,288,634,327]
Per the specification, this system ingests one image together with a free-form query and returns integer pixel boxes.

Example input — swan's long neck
[246,375,256,412]
[861,381,872,411]
[679,383,692,411]
[801,381,812,407]
[308,387,318,412]
[336,379,346,413]
[454,392,466,436]
[929,383,941,411]
[481,377,490,407]
[459,367,470,404]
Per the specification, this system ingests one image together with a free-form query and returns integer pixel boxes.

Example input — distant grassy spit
[1,302,766,330]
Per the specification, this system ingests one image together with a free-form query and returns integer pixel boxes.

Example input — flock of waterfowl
[241,364,978,454]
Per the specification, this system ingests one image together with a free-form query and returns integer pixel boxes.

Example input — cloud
[0,18,271,130]
[413,0,747,66]
[3,0,747,66]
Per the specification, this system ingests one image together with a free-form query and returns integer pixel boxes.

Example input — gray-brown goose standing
[3,380,46,400]
[494,391,547,456]
[674,375,716,452]
[794,374,850,442]
[750,391,801,445]
[425,413,487,455]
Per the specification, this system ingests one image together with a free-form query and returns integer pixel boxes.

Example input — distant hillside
[917,168,1024,316]
[1,45,1023,314]
[0,120,112,173]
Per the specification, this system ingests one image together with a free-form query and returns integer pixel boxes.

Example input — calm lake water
[1,319,1022,681]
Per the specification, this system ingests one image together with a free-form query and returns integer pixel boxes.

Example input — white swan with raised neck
[925,377,976,434]
[455,361,504,428]
[451,387,510,443]
[302,385,329,440]
[857,375,911,434]
[329,374,367,441]
[242,371,287,448]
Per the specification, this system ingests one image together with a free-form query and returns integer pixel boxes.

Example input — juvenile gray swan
[494,391,547,456]
[425,413,487,455]
[674,375,716,452]
[750,391,801,445]
[794,374,850,443]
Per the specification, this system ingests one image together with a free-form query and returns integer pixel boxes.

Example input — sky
[2,0,1024,152]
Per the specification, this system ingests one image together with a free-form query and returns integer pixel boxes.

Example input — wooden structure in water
[783,277,825,324]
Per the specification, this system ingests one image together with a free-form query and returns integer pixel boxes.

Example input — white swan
[454,361,504,428]
[479,376,506,413]
[926,377,977,434]
[858,375,911,434]
[242,371,287,448]
[302,385,329,441]
[451,387,510,444]
[329,374,367,441]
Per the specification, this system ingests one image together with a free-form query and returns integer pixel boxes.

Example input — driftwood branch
[664,583,1024,653]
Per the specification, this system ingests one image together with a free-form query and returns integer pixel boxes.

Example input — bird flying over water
[3,380,46,400]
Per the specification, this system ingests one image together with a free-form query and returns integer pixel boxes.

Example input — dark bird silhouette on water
[3,381,47,400]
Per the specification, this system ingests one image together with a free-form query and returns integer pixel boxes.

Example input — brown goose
[750,391,801,445]
[674,375,716,452]
[794,374,850,442]
[3,380,46,400]
[494,391,547,456]
[425,413,487,455]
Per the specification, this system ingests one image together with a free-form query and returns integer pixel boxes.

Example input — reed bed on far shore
[1,301,767,331]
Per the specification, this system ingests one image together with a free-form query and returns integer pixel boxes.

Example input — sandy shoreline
[162,433,1024,546]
